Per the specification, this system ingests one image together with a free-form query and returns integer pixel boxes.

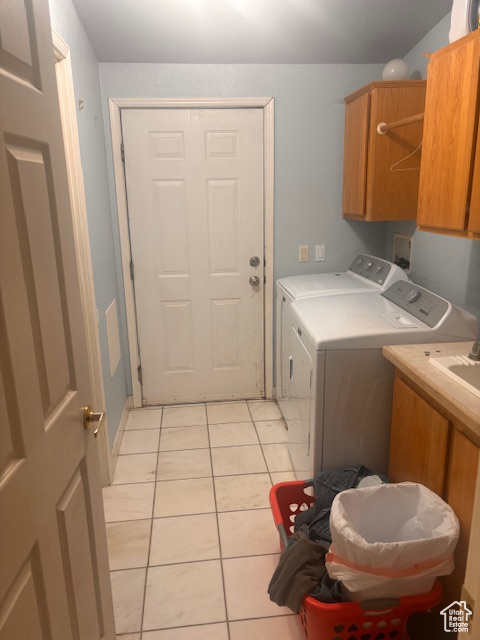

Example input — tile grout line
[247,402,276,489]
[206,403,232,640]
[110,550,282,574]
[138,406,164,640]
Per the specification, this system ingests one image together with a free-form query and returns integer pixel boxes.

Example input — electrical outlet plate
[299,245,309,262]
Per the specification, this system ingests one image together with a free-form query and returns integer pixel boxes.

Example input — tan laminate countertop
[383,342,480,444]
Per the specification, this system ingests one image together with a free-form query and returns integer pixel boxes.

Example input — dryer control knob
[407,289,421,303]
[366,261,374,271]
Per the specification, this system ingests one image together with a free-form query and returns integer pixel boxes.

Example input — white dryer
[276,255,409,420]
[287,281,478,480]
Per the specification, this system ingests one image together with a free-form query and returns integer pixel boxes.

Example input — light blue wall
[386,14,480,326]
[98,63,388,289]
[51,0,476,441]
[48,0,130,447]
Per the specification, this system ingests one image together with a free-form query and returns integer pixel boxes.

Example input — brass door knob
[83,405,105,437]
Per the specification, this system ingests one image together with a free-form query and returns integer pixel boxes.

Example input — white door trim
[109,97,275,407]
[53,31,114,484]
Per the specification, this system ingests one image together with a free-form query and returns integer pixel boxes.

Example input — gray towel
[267,532,329,613]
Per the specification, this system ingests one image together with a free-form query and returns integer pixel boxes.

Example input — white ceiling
[72,0,452,64]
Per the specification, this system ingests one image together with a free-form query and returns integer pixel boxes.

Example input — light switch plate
[315,244,325,261]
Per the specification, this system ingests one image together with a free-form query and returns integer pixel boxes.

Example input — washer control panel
[382,281,449,328]
[348,254,393,285]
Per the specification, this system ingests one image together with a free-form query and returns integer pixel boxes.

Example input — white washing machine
[287,280,478,480]
[276,254,409,419]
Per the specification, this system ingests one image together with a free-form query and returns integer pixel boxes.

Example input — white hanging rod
[377,112,424,135]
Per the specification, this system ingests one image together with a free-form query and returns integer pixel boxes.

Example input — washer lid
[291,287,477,351]
[277,254,409,299]
[277,272,371,299]
[291,294,425,350]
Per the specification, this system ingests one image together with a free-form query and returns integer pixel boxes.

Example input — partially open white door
[122,108,265,404]
[0,1,115,638]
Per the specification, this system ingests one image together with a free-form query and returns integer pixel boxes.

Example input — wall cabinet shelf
[389,371,479,607]
[418,29,480,239]
[342,81,426,222]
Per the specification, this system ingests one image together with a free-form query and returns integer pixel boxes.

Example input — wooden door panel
[0,0,41,88]
[153,179,189,275]
[57,471,101,640]
[389,376,449,496]
[6,141,73,416]
[342,92,370,217]
[2,147,48,454]
[418,34,480,231]
[207,178,239,273]
[0,552,51,640]
[0,0,115,637]
[123,108,264,403]
[0,462,36,603]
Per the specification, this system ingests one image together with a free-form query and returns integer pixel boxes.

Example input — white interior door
[0,1,115,638]
[122,108,265,404]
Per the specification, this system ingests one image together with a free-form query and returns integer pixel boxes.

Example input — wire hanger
[390,140,423,172]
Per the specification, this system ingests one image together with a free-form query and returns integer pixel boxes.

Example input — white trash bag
[326,482,459,601]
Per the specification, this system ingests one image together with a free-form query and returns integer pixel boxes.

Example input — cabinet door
[343,92,370,218]
[418,33,480,232]
[368,86,425,221]
[443,429,479,605]
[468,123,480,237]
[389,377,449,496]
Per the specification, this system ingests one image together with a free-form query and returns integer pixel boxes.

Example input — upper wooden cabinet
[342,81,426,222]
[418,29,480,239]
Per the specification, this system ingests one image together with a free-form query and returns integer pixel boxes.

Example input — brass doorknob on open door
[83,405,105,437]
[249,276,260,286]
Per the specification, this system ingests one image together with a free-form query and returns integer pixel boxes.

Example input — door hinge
[121,142,125,163]
[129,260,134,281]
[137,365,143,385]
[309,370,313,388]
[307,431,311,454]
[264,275,266,284]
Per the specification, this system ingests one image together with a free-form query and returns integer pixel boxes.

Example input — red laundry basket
[269,480,442,640]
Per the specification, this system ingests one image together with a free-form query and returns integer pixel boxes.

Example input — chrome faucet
[469,340,480,361]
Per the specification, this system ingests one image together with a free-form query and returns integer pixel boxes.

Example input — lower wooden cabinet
[444,429,479,606]
[389,372,479,606]
[389,377,449,496]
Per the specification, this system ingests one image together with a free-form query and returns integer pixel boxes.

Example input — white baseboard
[109,395,133,484]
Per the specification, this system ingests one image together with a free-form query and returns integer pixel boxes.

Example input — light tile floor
[104,400,306,640]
